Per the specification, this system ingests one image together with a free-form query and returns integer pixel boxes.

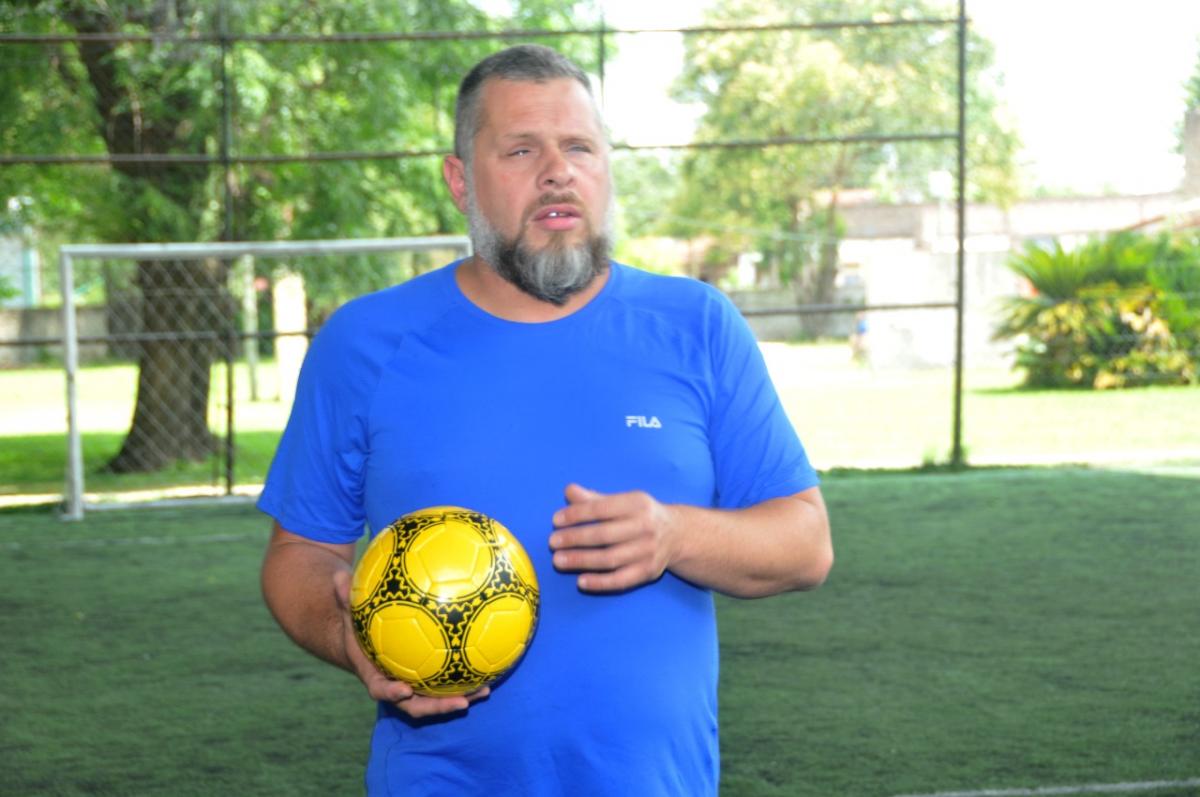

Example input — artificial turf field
[1,467,1197,796]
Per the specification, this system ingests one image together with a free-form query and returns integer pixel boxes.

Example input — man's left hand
[549,484,679,592]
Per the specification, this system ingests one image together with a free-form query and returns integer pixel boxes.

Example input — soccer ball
[350,506,540,696]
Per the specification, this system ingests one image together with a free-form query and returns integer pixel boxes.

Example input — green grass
[0,431,281,498]
[0,360,287,500]
[717,468,1200,795]
[1,467,1196,796]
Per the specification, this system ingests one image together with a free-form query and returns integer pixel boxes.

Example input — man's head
[453,45,595,170]
[444,45,614,306]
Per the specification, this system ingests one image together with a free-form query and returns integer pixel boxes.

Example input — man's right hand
[333,569,490,719]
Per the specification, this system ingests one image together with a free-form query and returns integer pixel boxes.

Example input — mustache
[535,192,582,207]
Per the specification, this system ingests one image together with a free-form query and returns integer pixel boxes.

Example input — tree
[1184,36,1200,111]
[0,0,597,473]
[669,0,1018,333]
[1178,36,1200,157]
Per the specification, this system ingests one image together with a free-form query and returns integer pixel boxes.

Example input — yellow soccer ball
[350,506,539,696]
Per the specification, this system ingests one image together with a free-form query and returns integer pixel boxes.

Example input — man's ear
[443,155,469,213]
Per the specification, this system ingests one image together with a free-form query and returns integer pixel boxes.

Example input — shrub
[995,232,1200,389]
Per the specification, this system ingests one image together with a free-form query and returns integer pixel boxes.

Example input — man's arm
[260,522,490,717]
[549,484,832,598]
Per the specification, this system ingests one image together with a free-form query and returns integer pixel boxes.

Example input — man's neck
[455,256,609,323]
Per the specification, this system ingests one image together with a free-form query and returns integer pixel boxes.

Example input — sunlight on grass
[1,345,1197,501]
[0,360,292,436]
[762,342,1200,469]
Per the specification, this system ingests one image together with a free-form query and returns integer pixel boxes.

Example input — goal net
[59,236,471,520]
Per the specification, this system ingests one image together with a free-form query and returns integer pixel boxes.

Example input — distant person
[851,311,869,364]
[257,44,833,796]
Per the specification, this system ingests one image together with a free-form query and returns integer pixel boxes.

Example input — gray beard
[466,186,612,307]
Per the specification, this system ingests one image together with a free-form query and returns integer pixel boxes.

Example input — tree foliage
[0,0,599,471]
[1,0,601,292]
[1185,36,1200,111]
[1177,36,1200,158]
[667,0,1019,311]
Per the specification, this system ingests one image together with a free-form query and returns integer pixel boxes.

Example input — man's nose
[538,148,574,189]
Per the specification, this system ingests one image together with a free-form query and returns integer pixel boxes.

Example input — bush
[995,232,1200,389]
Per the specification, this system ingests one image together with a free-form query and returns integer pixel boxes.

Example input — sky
[596,0,1200,197]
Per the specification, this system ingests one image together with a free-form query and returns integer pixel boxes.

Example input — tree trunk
[104,259,233,473]
[798,206,842,339]
[799,149,848,339]
[60,2,231,473]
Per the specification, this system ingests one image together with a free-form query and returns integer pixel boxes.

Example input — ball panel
[494,526,539,589]
[417,679,484,697]
[464,593,536,673]
[350,527,398,609]
[367,602,448,682]
[409,505,470,516]
[404,517,495,601]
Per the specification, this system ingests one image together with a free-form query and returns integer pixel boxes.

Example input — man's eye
[509,148,531,157]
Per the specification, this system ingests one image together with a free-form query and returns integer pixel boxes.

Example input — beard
[466,183,613,307]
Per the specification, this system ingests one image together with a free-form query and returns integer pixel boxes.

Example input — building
[832,107,1200,369]
[0,233,41,309]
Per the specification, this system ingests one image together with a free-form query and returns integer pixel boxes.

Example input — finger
[394,686,490,719]
[564,483,603,504]
[553,485,608,529]
[397,695,467,718]
[367,675,415,704]
[553,491,642,532]
[332,567,352,610]
[336,570,393,693]
[550,516,641,553]
[552,532,645,572]
[576,563,659,593]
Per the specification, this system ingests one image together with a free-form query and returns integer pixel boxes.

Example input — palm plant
[995,232,1199,388]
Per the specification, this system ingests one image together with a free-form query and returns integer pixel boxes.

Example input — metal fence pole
[59,251,84,521]
[225,322,236,497]
[218,0,235,244]
[219,1,238,496]
[241,255,260,401]
[950,0,968,468]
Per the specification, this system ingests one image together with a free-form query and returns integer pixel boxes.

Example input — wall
[0,306,108,367]
[845,239,1022,369]
[838,193,1182,245]
[834,189,1195,370]
[1184,107,1200,199]
[729,277,864,342]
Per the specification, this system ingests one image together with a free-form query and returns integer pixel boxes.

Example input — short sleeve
[705,292,819,509]
[255,308,375,543]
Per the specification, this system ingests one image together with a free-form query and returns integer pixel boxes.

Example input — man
[259,44,832,796]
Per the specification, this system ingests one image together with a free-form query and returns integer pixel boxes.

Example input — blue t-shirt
[258,261,818,796]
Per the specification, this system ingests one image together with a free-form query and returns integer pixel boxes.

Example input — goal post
[59,235,471,521]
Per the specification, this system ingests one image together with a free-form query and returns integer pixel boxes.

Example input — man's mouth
[533,205,581,221]
[530,203,583,232]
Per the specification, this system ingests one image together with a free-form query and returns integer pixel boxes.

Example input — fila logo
[625,415,663,429]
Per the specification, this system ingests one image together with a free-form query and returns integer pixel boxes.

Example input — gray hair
[453,45,596,165]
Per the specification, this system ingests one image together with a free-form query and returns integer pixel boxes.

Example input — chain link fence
[0,238,465,517]
[2,5,1198,516]
[1,238,1197,516]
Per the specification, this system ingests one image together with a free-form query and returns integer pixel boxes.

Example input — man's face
[449,77,613,305]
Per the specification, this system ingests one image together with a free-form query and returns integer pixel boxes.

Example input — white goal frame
[59,235,471,521]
